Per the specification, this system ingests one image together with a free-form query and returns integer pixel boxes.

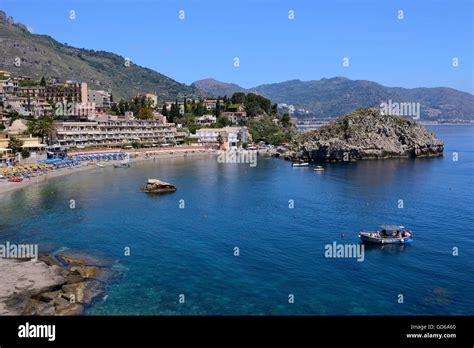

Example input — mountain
[190,78,248,98]
[192,78,251,98]
[0,11,199,100]
[192,77,474,120]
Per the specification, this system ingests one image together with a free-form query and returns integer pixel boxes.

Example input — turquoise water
[0,125,473,315]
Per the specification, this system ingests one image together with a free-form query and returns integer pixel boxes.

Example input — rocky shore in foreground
[0,254,105,315]
[283,108,444,162]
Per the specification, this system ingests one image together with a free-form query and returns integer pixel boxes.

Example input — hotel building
[53,115,187,147]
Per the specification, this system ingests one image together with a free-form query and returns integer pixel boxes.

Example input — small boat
[114,161,130,168]
[8,178,23,183]
[314,166,325,172]
[292,162,309,167]
[359,225,413,244]
[96,162,106,168]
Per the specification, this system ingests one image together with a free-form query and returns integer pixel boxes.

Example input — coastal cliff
[0,254,105,315]
[289,108,444,161]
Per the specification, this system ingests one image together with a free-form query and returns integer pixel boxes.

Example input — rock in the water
[62,280,102,304]
[70,265,98,279]
[142,178,177,193]
[293,108,444,161]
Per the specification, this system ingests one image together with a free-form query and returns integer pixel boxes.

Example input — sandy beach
[0,147,217,196]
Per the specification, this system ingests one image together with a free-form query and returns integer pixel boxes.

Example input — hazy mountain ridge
[0,11,200,100]
[190,78,248,97]
[193,77,474,120]
[1,10,472,119]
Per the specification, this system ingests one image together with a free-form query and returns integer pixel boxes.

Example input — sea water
[0,125,473,315]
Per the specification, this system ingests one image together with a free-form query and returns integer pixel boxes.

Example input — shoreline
[0,148,217,315]
[0,148,217,196]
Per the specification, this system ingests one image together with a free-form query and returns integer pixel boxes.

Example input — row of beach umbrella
[70,153,125,161]
[0,163,54,178]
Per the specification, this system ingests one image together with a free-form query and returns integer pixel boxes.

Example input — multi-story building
[0,79,19,96]
[18,86,46,98]
[0,70,12,79]
[53,116,184,147]
[43,81,88,103]
[4,96,34,116]
[4,96,54,118]
[203,99,224,111]
[0,112,9,128]
[195,114,216,125]
[88,90,111,111]
[0,132,46,153]
[221,111,247,124]
[192,126,249,149]
[164,101,184,111]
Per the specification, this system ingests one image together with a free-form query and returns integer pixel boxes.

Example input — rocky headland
[286,108,444,162]
[0,254,105,315]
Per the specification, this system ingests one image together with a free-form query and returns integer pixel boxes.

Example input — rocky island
[288,108,444,162]
[142,179,177,193]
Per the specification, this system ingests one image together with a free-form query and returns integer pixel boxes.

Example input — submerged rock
[142,179,177,193]
[292,108,444,162]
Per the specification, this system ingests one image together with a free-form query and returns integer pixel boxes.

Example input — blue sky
[1,0,473,92]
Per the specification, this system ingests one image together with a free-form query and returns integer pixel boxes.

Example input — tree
[40,76,46,86]
[8,111,20,125]
[231,92,246,105]
[216,134,224,148]
[8,136,24,154]
[271,103,278,115]
[214,98,221,117]
[193,101,206,116]
[281,113,291,126]
[137,107,154,120]
[27,116,55,144]
[168,100,180,122]
[21,148,30,159]
[161,104,169,117]
[216,115,231,128]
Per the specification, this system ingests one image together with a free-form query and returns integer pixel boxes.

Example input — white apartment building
[0,79,19,96]
[192,126,249,149]
[54,117,183,147]
[195,114,216,125]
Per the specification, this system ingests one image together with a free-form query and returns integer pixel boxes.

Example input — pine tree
[161,104,169,116]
